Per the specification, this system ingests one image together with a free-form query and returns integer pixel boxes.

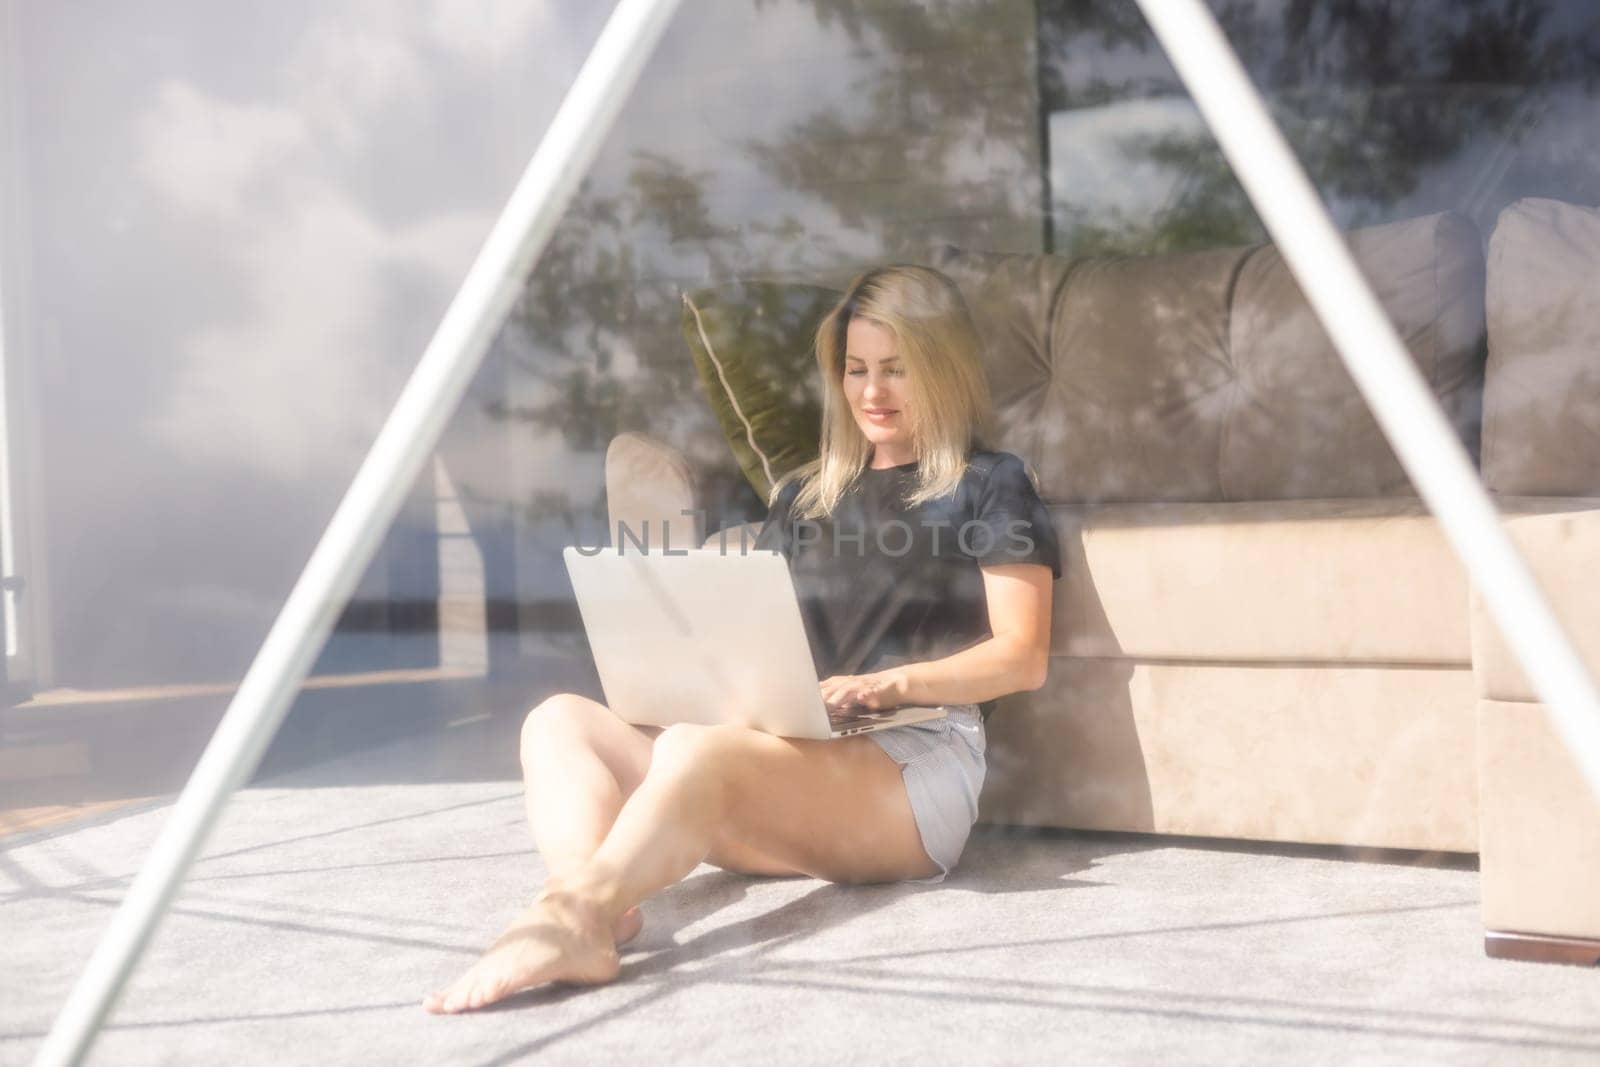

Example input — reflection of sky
[24,0,614,497]
[119,1,611,482]
[16,1,617,682]
[1049,97,1203,219]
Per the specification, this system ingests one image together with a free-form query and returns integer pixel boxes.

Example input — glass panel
[5,0,1600,1058]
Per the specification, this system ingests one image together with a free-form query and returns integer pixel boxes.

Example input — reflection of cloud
[136,83,310,217]
[1049,96,1205,218]
[130,4,587,483]
[286,1,566,147]
[427,1,563,64]
[287,16,428,148]
[145,181,491,481]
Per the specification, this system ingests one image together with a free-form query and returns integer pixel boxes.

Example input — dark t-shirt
[754,450,1062,702]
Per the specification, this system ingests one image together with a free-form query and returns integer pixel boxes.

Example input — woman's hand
[819,668,909,711]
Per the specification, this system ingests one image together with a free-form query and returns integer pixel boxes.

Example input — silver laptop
[562,545,947,740]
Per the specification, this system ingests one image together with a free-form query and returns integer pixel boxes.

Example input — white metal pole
[33,1,682,1063]
[1133,0,1600,803]
[0,217,18,659]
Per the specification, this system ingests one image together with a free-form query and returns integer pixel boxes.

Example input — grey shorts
[865,702,986,884]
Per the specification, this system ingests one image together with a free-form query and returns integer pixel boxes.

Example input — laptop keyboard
[828,706,900,731]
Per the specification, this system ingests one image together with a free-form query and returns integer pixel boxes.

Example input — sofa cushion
[1053,498,1471,664]
[680,281,835,501]
[938,243,1249,501]
[1482,198,1600,495]
[604,431,700,551]
[1225,211,1486,498]
[936,211,1486,504]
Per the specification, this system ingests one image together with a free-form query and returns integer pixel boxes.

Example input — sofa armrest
[1470,497,1600,702]
[1472,495,1600,958]
[604,432,703,551]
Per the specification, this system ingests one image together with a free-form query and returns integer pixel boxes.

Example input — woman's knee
[521,693,600,762]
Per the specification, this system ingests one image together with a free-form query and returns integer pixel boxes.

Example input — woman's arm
[821,561,1053,710]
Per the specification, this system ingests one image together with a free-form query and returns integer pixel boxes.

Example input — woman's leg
[519,695,653,876]
[518,693,668,946]
[573,721,938,902]
[424,722,936,1013]
[521,693,798,883]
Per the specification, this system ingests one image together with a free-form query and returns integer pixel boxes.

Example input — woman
[424,264,1061,1014]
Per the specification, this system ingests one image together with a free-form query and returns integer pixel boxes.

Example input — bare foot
[422,889,621,1014]
[614,905,643,948]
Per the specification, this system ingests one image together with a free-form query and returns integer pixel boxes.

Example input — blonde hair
[773,264,996,520]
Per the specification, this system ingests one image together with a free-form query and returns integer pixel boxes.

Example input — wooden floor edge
[0,795,167,846]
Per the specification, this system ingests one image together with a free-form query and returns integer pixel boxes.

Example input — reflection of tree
[493,0,1048,534]
[505,154,724,452]
[748,0,1043,258]
[489,0,1599,508]
[1038,0,1160,109]
[497,154,846,536]
[1039,0,1600,256]
[496,154,752,535]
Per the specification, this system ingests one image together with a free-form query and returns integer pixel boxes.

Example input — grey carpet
[4,723,1599,1066]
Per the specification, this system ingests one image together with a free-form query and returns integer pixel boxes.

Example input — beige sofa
[602,199,1600,964]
